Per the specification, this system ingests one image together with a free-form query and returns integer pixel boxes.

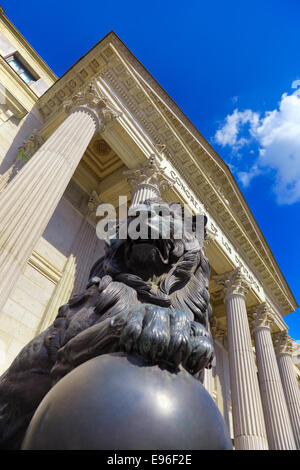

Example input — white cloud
[237,165,262,187]
[291,80,300,89]
[254,91,300,204]
[214,85,300,204]
[214,109,259,149]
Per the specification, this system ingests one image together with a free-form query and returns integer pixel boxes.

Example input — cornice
[35,32,297,315]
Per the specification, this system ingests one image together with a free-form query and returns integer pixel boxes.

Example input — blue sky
[3,0,300,339]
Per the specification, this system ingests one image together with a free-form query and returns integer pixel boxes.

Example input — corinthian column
[0,81,120,314]
[124,154,175,209]
[273,331,300,449]
[250,303,296,449]
[71,190,102,295]
[214,268,268,450]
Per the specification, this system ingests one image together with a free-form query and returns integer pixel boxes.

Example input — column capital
[86,190,102,224]
[214,267,251,302]
[63,81,121,133]
[273,331,294,357]
[210,316,226,343]
[249,302,273,333]
[124,154,175,206]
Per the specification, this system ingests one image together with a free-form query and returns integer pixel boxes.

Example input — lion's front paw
[184,321,215,374]
[118,304,214,375]
[118,305,201,372]
[119,307,144,355]
[166,310,193,367]
[120,304,171,363]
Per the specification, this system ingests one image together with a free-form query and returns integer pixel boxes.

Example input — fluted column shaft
[71,217,99,294]
[130,183,161,208]
[251,307,296,449]
[211,319,231,434]
[0,83,114,314]
[214,269,268,450]
[274,333,300,449]
[226,295,268,449]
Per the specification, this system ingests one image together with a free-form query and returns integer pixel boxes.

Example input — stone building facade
[0,7,299,450]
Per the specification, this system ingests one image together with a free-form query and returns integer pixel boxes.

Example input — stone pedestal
[214,268,268,450]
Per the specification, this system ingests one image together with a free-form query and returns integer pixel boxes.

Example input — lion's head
[89,200,211,328]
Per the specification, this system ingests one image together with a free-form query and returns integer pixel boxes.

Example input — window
[5,54,36,85]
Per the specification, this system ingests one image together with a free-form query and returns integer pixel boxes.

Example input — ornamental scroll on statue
[0,155,232,450]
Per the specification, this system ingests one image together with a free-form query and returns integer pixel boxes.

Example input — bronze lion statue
[0,200,214,449]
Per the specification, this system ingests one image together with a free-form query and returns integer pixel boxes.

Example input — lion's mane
[88,242,212,329]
